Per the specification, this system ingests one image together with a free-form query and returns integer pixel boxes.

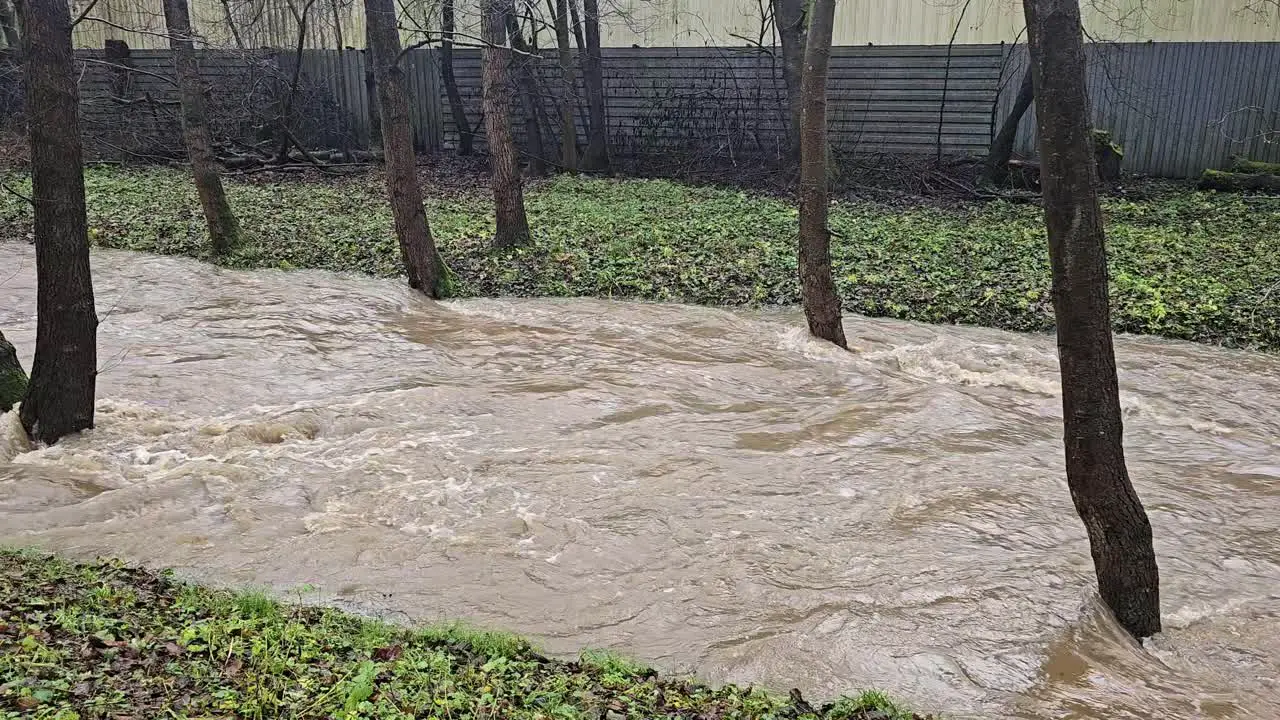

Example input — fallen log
[1198,169,1280,192]
[1230,156,1280,175]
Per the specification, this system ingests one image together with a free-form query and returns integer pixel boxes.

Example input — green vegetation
[0,331,27,414]
[2,166,1277,350]
[0,549,923,719]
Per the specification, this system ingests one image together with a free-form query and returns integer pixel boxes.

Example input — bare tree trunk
[982,65,1035,186]
[364,0,448,296]
[568,0,584,53]
[482,0,532,248]
[17,0,98,444]
[363,25,381,152]
[504,10,548,176]
[0,0,19,48]
[580,0,609,172]
[772,0,806,165]
[1024,0,1160,641]
[163,0,241,255]
[440,0,474,155]
[552,0,578,170]
[275,0,316,162]
[796,0,846,349]
[216,0,244,49]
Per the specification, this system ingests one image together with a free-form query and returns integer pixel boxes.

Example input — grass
[1,165,1278,350]
[0,548,924,719]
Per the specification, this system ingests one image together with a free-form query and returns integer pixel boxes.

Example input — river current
[2,243,1277,718]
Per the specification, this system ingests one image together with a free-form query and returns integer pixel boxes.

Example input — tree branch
[70,0,104,27]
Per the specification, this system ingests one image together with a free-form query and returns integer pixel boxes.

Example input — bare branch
[70,0,105,27]
[1,182,32,206]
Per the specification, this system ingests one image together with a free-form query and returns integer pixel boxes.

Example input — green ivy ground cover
[0,549,923,719]
[2,166,1276,350]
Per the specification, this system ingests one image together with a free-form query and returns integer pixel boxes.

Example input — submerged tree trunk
[772,0,806,164]
[552,0,578,170]
[18,0,98,444]
[363,0,448,296]
[504,9,548,176]
[1024,0,1161,640]
[482,0,532,248]
[580,0,609,172]
[796,0,846,349]
[440,0,474,155]
[162,0,241,254]
[0,331,27,414]
[983,65,1035,186]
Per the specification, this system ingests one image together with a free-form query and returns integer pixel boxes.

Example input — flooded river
[2,243,1278,718]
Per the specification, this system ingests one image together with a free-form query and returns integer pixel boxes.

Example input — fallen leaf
[372,644,403,661]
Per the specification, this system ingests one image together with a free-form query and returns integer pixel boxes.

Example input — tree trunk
[504,10,548,177]
[0,0,19,49]
[440,0,474,155]
[0,331,26,414]
[1024,0,1161,640]
[363,26,381,152]
[363,0,448,296]
[796,0,846,349]
[483,0,532,248]
[17,0,98,445]
[982,64,1034,186]
[772,0,806,165]
[162,0,241,255]
[580,0,609,172]
[552,0,578,170]
[274,0,312,163]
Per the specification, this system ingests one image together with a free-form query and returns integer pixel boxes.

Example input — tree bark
[772,0,806,165]
[274,0,315,163]
[552,0,578,170]
[580,0,609,172]
[982,64,1034,186]
[17,0,98,445]
[504,9,548,177]
[483,0,532,248]
[363,0,448,296]
[363,23,381,153]
[162,0,241,255]
[440,0,474,155]
[796,0,846,349]
[0,0,19,49]
[0,331,27,414]
[1024,0,1161,640]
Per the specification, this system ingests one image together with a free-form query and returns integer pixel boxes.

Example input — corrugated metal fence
[434,45,1001,160]
[2,42,1275,177]
[296,49,443,152]
[997,42,1280,177]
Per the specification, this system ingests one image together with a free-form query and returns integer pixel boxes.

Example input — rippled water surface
[2,243,1278,718]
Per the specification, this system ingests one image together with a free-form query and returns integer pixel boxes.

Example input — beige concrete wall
[70,0,1280,50]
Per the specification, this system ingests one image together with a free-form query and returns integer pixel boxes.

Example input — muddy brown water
[2,243,1278,718]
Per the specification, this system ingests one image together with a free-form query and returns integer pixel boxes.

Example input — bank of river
[0,549,921,719]
[1,166,1277,350]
